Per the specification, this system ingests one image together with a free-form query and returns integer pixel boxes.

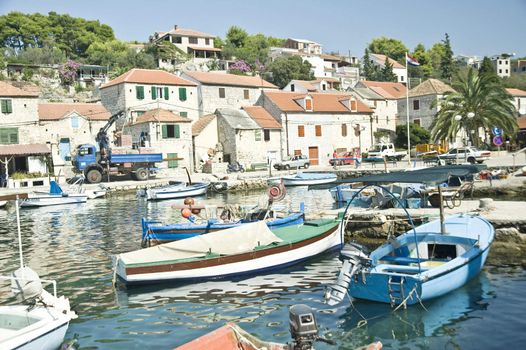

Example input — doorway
[308,146,319,165]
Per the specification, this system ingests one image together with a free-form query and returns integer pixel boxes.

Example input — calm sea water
[0,187,525,349]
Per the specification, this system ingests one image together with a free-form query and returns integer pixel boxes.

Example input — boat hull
[20,194,88,207]
[141,212,305,245]
[282,174,337,186]
[118,222,343,285]
[146,183,209,200]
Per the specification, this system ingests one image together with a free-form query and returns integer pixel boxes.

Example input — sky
[1,0,525,58]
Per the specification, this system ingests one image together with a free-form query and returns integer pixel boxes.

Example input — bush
[11,172,45,180]
[395,123,431,149]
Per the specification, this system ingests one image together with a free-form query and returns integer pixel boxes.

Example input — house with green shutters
[100,68,199,126]
[124,108,193,171]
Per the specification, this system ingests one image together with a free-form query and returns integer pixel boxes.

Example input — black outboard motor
[226,161,245,173]
[288,304,335,350]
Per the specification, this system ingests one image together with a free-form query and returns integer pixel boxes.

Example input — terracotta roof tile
[192,114,216,136]
[319,54,341,61]
[0,143,50,156]
[132,108,191,125]
[370,53,405,69]
[408,79,455,97]
[0,81,39,97]
[290,80,317,91]
[312,77,340,84]
[39,103,111,121]
[506,88,526,97]
[263,91,373,113]
[359,81,407,99]
[101,69,197,89]
[163,27,216,38]
[184,71,277,88]
[243,106,281,129]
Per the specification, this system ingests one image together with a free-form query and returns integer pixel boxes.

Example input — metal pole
[438,186,445,235]
[406,53,411,165]
[15,196,24,268]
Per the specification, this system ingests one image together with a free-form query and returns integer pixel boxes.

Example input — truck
[72,111,164,183]
[367,143,407,161]
[273,155,310,170]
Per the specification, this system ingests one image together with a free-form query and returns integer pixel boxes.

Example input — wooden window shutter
[164,87,169,100]
[180,111,188,118]
[136,86,144,100]
[341,124,347,137]
[298,125,305,137]
[161,124,168,138]
[175,124,180,138]
[151,86,157,99]
[179,88,187,101]
[305,99,312,111]
[350,100,356,111]
[315,125,322,136]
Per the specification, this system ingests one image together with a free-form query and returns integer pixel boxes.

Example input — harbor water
[0,187,525,349]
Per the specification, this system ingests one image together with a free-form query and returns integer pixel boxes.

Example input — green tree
[225,26,248,48]
[502,73,526,91]
[478,56,496,77]
[266,55,314,88]
[380,56,397,82]
[428,42,446,77]
[411,43,433,78]
[368,37,408,63]
[394,123,431,149]
[440,33,456,81]
[431,68,517,147]
[362,48,376,80]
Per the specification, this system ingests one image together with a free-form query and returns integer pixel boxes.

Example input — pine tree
[380,56,397,82]
[362,48,375,80]
[478,56,496,78]
[440,33,455,81]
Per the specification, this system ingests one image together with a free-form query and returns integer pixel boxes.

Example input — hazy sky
[1,0,525,57]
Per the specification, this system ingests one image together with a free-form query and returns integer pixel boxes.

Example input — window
[341,124,347,137]
[174,36,182,44]
[205,38,210,45]
[180,111,188,118]
[151,86,163,99]
[264,129,270,141]
[179,87,187,101]
[499,60,502,65]
[136,86,145,100]
[255,129,262,141]
[386,116,390,124]
[305,98,312,111]
[499,69,502,74]
[136,111,145,116]
[401,76,404,82]
[298,125,305,137]
[167,152,178,168]
[164,87,169,100]
[505,69,509,74]
[0,128,18,144]
[219,87,226,98]
[414,119,421,126]
[1,99,13,114]
[413,100,420,110]
[71,114,79,129]
[376,116,379,123]
[315,125,322,137]
[505,60,508,65]
[290,84,295,92]
[243,89,250,99]
[162,124,180,139]
[189,37,198,44]
[321,84,327,91]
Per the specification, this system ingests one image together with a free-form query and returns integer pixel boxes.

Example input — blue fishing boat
[141,204,305,246]
[324,165,494,307]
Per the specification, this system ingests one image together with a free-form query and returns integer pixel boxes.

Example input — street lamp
[454,112,475,163]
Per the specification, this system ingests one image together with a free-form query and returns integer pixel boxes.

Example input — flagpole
[406,52,411,166]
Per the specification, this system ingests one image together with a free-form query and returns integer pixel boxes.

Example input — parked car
[329,152,356,166]
[273,155,310,170]
[367,143,407,161]
[437,147,491,164]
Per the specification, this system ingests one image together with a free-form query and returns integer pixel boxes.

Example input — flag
[406,54,420,66]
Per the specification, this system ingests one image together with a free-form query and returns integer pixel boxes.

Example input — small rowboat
[144,182,209,201]
[280,172,337,186]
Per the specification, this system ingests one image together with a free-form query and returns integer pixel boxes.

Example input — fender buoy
[181,208,196,223]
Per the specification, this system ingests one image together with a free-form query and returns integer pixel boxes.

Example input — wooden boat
[20,181,87,208]
[141,204,305,246]
[144,181,209,200]
[324,165,495,307]
[115,217,344,285]
[280,172,337,186]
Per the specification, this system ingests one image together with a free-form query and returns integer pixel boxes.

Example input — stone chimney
[174,25,178,30]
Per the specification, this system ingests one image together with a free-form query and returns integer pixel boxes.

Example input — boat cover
[49,181,63,194]
[120,221,283,265]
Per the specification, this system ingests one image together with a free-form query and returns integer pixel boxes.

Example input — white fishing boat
[20,181,87,208]
[0,200,77,350]
[280,172,337,186]
[144,181,209,201]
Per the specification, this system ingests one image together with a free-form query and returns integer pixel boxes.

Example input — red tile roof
[162,27,216,38]
[370,53,405,69]
[0,143,50,156]
[131,108,191,125]
[192,114,216,136]
[184,71,277,89]
[360,81,407,99]
[0,81,39,97]
[243,106,281,129]
[263,91,373,113]
[39,103,111,121]
[409,79,455,97]
[506,88,526,97]
[101,69,197,89]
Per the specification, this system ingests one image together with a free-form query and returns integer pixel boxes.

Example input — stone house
[397,79,455,129]
[351,81,407,140]
[123,108,193,171]
[100,68,199,126]
[192,114,219,167]
[257,91,374,165]
[182,71,277,116]
[215,107,281,167]
[492,54,511,78]
[370,54,407,84]
[149,25,222,71]
[0,81,50,181]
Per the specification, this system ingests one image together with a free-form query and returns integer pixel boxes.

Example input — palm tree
[430,68,517,147]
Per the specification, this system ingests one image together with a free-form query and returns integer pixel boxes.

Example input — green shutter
[255,129,262,141]
[0,100,5,113]
[151,86,157,99]
[168,153,178,168]
[0,128,18,144]
[7,100,11,113]
[179,87,187,101]
[161,124,168,138]
[175,125,180,138]
[136,86,144,100]
[164,87,169,100]
[0,100,11,113]
[180,111,188,118]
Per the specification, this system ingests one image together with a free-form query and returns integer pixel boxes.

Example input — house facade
[124,108,193,171]
[100,68,199,126]
[506,88,526,115]
[182,71,277,116]
[215,107,281,167]
[397,79,455,129]
[370,54,407,83]
[283,38,322,55]
[492,54,511,78]
[192,114,220,167]
[257,91,374,165]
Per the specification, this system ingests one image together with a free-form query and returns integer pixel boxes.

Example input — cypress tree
[440,33,455,82]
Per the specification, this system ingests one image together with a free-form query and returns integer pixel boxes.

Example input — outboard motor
[324,243,370,306]
[287,304,335,350]
[11,267,43,304]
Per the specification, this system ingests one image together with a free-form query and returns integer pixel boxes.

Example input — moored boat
[115,217,343,285]
[0,200,6,208]
[144,181,209,200]
[20,181,87,208]
[280,172,337,186]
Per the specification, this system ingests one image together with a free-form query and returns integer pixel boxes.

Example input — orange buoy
[184,197,195,206]
[181,208,192,218]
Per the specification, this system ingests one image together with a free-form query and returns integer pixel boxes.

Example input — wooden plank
[0,193,29,200]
